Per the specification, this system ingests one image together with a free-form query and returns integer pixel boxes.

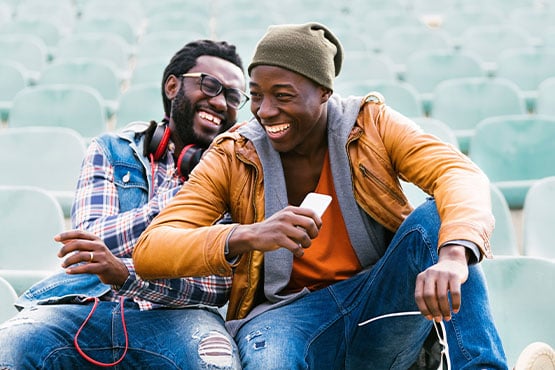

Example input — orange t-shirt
[284,152,362,293]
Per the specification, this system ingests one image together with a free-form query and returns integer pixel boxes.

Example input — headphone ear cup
[177,144,204,180]
[148,123,171,161]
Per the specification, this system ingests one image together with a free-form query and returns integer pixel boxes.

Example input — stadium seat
[495,48,555,112]
[458,25,535,74]
[430,77,527,153]
[481,256,555,366]
[468,114,555,209]
[404,49,485,114]
[440,6,506,41]
[358,10,424,53]
[490,184,520,256]
[0,34,48,82]
[522,176,555,259]
[79,0,145,26]
[334,52,397,87]
[130,58,167,86]
[56,33,132,79]
[0,127,87,217]
[145,11,211,38]
[335,79,423,117]
[9,84,108,139]
[115,83,162,129]
[0,61,28,122]
[38,58,122,116]
[14,0,75,33]
[508,7,554,42]
[0,185,65,295]
[535,77,555,116]
[73,14,140,46]
[0,18,65,60]
[134,32,200,68]
[379,26,453,76]
[0,276,18,324]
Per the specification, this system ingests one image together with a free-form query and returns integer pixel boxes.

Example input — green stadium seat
[481,256,555,367]
[9,84,108,139]
[0,185,66,295]
[0,61,28,122]
[0,34,48,82]
[468,115,555,208]
[490,184,520,256]
[495,48,555,112]
[0,127,87,217]
[458,25,534,74]
[522,176,555,259]
[335,79,424,117]
[430,77,527,153]
[536,77,555,116]
[115,83,161,129]
[38,58,122,116]
[404,49,485,114]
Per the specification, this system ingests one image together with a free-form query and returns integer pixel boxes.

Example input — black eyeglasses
[181,72,249,110]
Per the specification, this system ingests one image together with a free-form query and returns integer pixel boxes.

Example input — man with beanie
[133,23,508,369]
[0,40,247,369]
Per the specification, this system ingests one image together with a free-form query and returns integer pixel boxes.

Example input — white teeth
[199,111,221,125]
[266,123,290,133]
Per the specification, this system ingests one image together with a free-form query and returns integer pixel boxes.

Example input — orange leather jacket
[133,95,494,320]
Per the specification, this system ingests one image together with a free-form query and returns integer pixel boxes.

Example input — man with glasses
[0,40,246,369]
[133,23,509,369]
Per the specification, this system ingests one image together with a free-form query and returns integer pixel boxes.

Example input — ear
[321,87,332,103]
[164,75,181,100]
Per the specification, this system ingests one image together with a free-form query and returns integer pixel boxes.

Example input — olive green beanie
[248,22,343,90]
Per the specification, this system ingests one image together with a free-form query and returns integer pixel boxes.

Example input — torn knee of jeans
[198,331,234,367]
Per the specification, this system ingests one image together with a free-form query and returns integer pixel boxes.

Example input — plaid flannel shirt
[71,136,232,310]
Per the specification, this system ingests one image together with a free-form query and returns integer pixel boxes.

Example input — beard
[170,87,235,149]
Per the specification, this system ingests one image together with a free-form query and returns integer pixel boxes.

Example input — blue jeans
[235,199,508,369]
[0,299,241,369]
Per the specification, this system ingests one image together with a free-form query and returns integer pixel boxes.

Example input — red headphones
[147,122,204,180]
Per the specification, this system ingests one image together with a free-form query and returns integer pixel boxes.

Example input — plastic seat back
[431,77,527,153]
[0,127,86,216]
[490,184,519,256]
[522,176,555,259]
[481,256,555,366]
[0,185,65,293]
[536,77,555,116]
[9,84,107,138]
[115,83,161,129]
[468,115,555,208]
[0,61,28,121]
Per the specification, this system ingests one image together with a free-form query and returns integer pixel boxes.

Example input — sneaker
[514,342,555,370]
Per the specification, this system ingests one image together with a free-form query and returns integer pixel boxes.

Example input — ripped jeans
[234,199,508,370]
[0,300,241,369]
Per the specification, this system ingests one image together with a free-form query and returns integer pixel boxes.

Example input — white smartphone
[299,192,332,218]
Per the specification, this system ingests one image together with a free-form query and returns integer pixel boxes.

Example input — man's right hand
[227,206,322,258]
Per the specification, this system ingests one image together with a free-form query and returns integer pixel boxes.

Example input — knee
[198,330,239,369]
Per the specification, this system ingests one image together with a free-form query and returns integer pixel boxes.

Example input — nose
[208,91,228,111]
[255,96,278,119]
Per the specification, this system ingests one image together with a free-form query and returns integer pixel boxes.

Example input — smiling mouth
[199,111,222,125]
[265,123,290,134]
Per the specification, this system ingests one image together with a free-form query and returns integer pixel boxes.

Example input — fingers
[54,229,100,243]
[415,271,458,322]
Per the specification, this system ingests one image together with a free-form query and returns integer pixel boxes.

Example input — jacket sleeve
[363,102,494,259]
[133,139,241,279]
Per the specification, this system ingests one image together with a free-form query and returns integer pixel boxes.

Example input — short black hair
[161,39,244,117]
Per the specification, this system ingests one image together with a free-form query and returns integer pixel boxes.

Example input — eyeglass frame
[181,72,249,110]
